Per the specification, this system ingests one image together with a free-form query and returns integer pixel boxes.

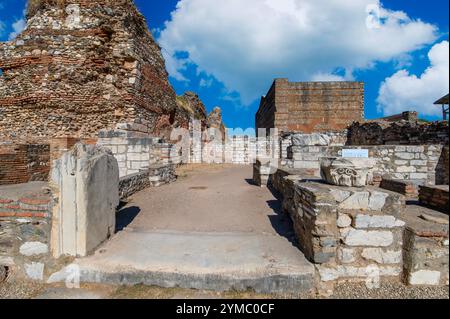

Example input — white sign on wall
[342,149,369,158]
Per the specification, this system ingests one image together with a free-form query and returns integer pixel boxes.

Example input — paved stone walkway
[51,165,315,293]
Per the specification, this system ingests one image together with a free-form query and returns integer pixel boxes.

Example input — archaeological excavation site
[0,0,449,301]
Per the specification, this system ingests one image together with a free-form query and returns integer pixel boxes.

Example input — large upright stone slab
[51,144,119,257]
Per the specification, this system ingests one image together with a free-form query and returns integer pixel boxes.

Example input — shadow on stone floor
[115,203,141,233]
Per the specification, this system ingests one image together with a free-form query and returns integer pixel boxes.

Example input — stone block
[361,248,402,264]
[343,229,394,247]
[339,192,369,210]
[25,262,44,281]
[337,214,352,228]
[338,248,356,264]
[292,133,331,146]
[408,270,441,286]
[354,215,405,229]
[51,143,119,258]
[396,153,415,160]
[19,242,49,256]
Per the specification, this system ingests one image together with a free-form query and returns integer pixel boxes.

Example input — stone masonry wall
[0,0,178,141]
[347,120,449,146]
[118,163,176,200]
[256,79,364,134]
[286,145,443,185]
[0,144,50,185]
[271,173,406,288]
[0,183,54,281]
[97,130,165,178]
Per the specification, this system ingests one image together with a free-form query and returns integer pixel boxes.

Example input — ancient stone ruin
[0,0,448,299]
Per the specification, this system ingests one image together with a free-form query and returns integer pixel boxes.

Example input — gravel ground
[329,282,449,299]
[1,281,448,299]
[0,281,46,299]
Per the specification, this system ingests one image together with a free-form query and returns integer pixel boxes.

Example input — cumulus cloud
[159,0,438,105]
[377,40,449,117]
[8,18,26,40]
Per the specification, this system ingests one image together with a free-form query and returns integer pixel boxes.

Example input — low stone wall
[347,120,449,146]
[0,144,50,185]
[419,185,449,213]
[402,207,448,286]
[98,130,165,178]
[287,145,443,185]
[119,164,177,200]
[283,180,406,289]
[0,183,53,281]
[380,179,419,199]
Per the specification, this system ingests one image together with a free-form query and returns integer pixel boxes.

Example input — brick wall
[256,79,364,134]
[0,144,50,185]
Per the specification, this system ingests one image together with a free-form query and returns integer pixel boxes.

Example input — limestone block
[330,189,351,203]
[25,262,45,281]
[354,215,405,229]
[292,133,331,146]
[368,191,389,210]
[409,270,441,286]
[51,143,119,258]
[361,248,402,264]
[339,192,370,210]
[320,158,376,187]
[338,248,356,263]
[19,242,49,256]
[337,214,352,228]
[343,229,394,247]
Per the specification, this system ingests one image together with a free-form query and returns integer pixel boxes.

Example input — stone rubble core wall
[256,79,364,134]
[0,143,50,185]
[347,120,449,146]
[271,169,406,289]
[50,143,119,258]
[0,184,54,281]
[419,185,449,214]
[0,0,179,141]
[285,144,443,186]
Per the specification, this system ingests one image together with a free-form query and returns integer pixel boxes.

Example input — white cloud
[159,0,438,105]
[377,40,449,117]
[311,72,347,82]
[8,18,26,40]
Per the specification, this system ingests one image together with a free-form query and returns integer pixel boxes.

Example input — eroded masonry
[0,0,448,296]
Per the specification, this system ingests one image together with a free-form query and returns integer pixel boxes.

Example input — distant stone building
[0,0,179,141]
[256,79,364,135]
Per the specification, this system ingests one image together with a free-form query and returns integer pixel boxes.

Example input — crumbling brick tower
[256,79,365,135]
[0,0,178,141]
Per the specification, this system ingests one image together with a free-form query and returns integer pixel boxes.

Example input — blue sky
[1,0,448,131]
